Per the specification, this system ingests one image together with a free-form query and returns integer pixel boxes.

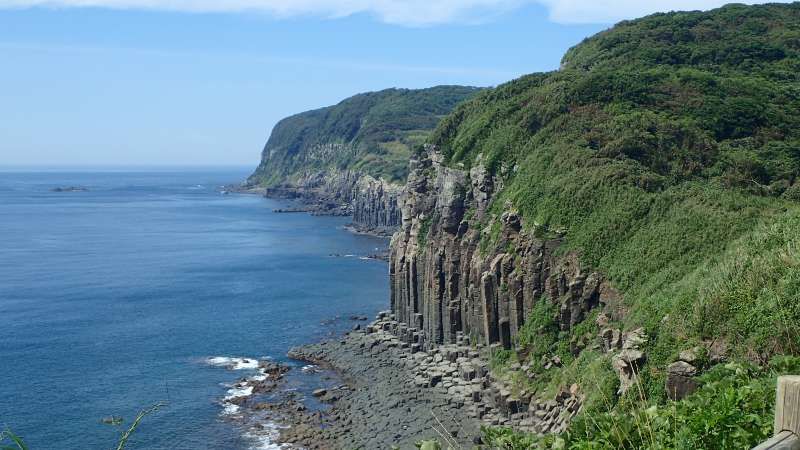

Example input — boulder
[312,388,327,397]
[665,361,699,400]
[678,347,701,364]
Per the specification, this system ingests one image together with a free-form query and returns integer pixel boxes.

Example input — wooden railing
[754,376,800,450]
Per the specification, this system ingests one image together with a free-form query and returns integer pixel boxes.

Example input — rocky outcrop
[264,169,402,235]
[609,328,648,394]
[389,146,622,350]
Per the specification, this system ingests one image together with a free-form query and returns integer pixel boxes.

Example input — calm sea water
[0,169,389,449]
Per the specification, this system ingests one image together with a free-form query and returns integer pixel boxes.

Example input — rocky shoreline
[224,311,583,449]
[227,180,396,238]
[256,169,402,238]
[224,185,267,196]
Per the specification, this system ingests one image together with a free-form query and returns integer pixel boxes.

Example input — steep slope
[388,3,800,446]
[246,86,480,233]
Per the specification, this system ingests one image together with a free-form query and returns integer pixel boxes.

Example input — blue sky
[0,1,787,166]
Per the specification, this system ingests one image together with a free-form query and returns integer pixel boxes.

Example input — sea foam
[206,356,260,370]
[244,423,291,450]
[225,384,254,400]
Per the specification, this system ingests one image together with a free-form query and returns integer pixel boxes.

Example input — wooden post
[776,376,800,436]
[754,376,800,450]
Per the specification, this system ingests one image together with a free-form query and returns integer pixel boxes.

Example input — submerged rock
[51,186,88,192]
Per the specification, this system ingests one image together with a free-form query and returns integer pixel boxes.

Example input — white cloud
[0,0,527,25]
[0,40,519,78]
[0,0,794,25]
[538,0,794,24]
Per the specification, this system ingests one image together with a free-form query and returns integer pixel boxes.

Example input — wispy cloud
[0,0,793,25]
[0,40,518,79]
[0,0,527,26]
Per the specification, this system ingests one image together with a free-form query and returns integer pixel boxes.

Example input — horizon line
[0,163,257,171]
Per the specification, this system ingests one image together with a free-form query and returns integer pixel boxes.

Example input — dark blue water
[0,169,389,449]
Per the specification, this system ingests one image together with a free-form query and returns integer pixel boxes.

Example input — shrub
[481,358,800,450]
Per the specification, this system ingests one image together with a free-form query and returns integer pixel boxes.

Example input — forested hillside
[388,3,800,447]
[248,85,481,186]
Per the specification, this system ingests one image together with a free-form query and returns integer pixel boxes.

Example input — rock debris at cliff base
[262,311,581,449]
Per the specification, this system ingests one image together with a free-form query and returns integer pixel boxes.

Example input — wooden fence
[754,376,800,450]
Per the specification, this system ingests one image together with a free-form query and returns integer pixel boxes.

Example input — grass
[417,215,434,247]
[0,430,28,450]
[481,357,800,449]
[115,402,165,450]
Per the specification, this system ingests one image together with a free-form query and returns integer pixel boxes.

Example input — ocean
[0,168,389,449]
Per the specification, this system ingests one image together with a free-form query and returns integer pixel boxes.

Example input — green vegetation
[248,86,481,186]
[1,430,28,450]
[415,441,443,450]
[436,1,800,373]
[483,357,800,449]
[516,298,559,354]
[417,215,434,247]
[424,2,800,448]
[115,403,165,450]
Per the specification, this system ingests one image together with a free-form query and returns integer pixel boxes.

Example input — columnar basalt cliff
[352,174,403,233]
[389,146,622,349]
[265,169,402,234]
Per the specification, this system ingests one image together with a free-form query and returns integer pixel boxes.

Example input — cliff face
[352,175,402,233]
[247,86,481,233]
[266,169,402,234]
[389,146,622,349]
